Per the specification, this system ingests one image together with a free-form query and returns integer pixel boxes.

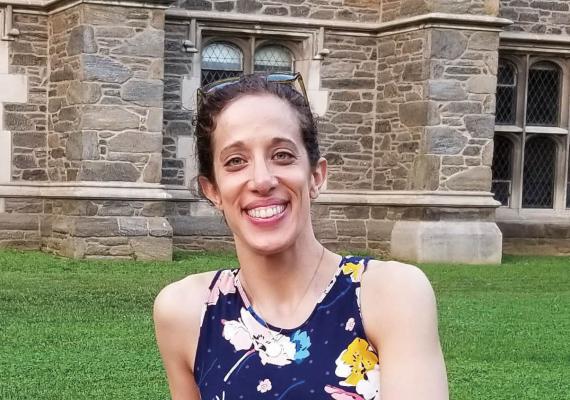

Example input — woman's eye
[225,157,245,167]
[273,151,294,161]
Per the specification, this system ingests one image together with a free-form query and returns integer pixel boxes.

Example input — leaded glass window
[201,42,243,86]
[491,136,513,206]
[254,45,293,73]
[522,137,556,208]
[526,62,560,126]
[496,60,517,124]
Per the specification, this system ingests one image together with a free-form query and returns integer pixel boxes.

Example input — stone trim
[0,182,500,207]
[166,10,512,34]
[500,31,570,54]
[4,0,173,14]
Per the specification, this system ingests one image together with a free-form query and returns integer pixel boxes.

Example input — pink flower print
[221,318,252,351]
[257,379,272,393]
[324,385,365,400]
[345,317,355,332]
[207,270,236,306]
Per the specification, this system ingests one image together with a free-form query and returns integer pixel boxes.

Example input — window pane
[496,60,517,124]
[254,45,293,73]
[526,62,560,126]
[201,42,243,85]
[491,136,513,206]
[522,137,556,208]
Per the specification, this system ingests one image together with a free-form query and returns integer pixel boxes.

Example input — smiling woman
[153,74,449,400]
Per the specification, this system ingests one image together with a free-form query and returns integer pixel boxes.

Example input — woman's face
[199,93,326,255]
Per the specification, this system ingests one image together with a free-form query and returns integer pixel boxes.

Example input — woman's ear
[310,157,327,199]
[198,176,223,210]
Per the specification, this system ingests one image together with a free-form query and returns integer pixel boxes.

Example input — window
[491,136,513,206]
[200,40,295,86]
[522,136,556,208]
[496,61,517,125]
[201,42,243,86]
[491,57,569,210]
[526,62,560,126]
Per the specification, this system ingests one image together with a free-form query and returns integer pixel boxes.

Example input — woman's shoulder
[153,270,219,329]
[361,259,437,343]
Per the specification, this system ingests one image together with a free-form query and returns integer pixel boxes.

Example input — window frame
[494,54,570,211]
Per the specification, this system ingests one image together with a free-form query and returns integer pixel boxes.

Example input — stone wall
[5,13,48,181]
[47,4,165,183]
[0,198,43,249]
[162,21,193,186]
[380,0,498,22]
[320,34,377,190]
[374,29,427,190]
[176,0,379,22]
[500,0,570,34]
[42,199,172,260]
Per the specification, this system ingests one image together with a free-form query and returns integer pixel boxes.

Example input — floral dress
[194,256,380,400]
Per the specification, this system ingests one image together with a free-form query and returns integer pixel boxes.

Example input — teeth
[247,204,285,219]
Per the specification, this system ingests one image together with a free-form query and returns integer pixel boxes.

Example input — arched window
[496,60,517,125]
[254,45,293,73]
[522,136,556,208]
[201,42,243,86]
[526,62,561,126]
[491,136,514,206]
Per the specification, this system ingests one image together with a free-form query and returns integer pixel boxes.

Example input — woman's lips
[244,202,289,226]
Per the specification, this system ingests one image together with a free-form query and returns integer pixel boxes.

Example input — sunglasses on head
[197,72,309,106]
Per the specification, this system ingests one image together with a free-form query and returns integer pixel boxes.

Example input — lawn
[0,250,568,399]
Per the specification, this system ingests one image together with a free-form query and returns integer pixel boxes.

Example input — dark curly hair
[194,74,320,185]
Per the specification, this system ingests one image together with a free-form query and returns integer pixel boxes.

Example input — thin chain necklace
[237,245,326,338]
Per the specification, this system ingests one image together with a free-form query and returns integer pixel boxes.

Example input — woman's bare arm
[361,261,449,400]
[154,272,215,400]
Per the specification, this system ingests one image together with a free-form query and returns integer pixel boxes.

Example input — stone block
[464,115,495,138]
[67,81,102,105]
[108,132,162,153]
[66,131,99,160]
[336,220,366,237]
[78,161,141,182]
[112,30,165,58]
[313,220,337,240]
[67,25,98,56]
[148,217,173,237]
[366,220,394,240]
[425,127,468,155]
[81,106,140,130]
[121,79,163,107]
[143,153,162,183]
[427,80,466,101]
[445,166,491,191]
[391,220,502,264]
[82,54,132,84]
[73,217,120,237]
[399,101,440,127]
[430,30,468,59]
[130,237,172,261]
[170,216,230,236]
[469,31,499,51]
[410,155,440,190]
[118,217,148,236]
[0,213,39,231]
[467,76,497,94]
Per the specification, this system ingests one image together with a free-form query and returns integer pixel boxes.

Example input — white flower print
[356,366,380,400]
[345,317,355,332]
[257,378,272,393]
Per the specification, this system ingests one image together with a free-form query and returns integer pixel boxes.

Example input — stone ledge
[166,10,512,33]
[6,0,174,13]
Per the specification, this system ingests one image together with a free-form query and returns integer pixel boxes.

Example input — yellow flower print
[335,338,379,387]
[341,259,364,282]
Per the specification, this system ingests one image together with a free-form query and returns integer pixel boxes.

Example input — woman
[154,74,448,400]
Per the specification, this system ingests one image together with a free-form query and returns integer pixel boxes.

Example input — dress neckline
[232,255,349,334]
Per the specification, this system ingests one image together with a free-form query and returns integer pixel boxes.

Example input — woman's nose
[250,160,277,194]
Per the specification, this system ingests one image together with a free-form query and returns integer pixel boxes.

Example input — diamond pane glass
[496,61,516,124]
[201,42,243,86]
[526,62,560,126]
[522,137,556,208]
[491,136,513,206]
[254,45,293,73]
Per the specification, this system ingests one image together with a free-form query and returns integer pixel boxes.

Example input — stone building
[0,0,568,263]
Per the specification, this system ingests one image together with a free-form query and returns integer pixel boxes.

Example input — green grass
[0,251,568,399]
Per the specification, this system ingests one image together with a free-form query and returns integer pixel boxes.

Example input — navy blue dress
[194,256,380,400]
